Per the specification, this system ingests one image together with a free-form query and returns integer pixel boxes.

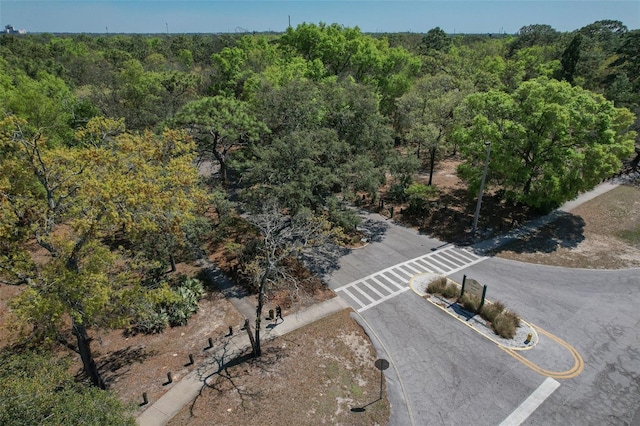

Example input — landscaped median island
[409,273,536,350]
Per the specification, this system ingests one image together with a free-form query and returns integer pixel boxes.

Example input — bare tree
[243,202,329,357]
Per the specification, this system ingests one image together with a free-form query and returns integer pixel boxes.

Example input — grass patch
[617,227,640,247]
[426,276,447,294]
[460,293,481,313]
[492,310,520,339]
[480,301,505,323]
[442,283,460,299]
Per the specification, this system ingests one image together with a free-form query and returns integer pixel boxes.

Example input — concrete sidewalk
[136,296,349,426]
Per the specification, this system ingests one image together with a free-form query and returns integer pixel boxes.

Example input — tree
[1,116,206,388]
[0,349,135,425]
[453,78,636,211]
[396,73,473,184]
[171,95,268,185]
[240,78,391,211]
[421,27,451,53]
[558,34,582,84]
[509,24,560,56]
[243,203,329,357]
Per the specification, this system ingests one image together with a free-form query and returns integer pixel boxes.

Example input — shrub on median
[442,283,461,299]
[480,301,505,323]
[426,276,447,294]
[491,309,520,339]
[460,293,481,312]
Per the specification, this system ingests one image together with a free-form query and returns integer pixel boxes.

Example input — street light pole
[471,141,491,235]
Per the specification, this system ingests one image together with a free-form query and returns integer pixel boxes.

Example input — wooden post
[163,372,173,386]
[204,337,213,351]
[185,354,194,366]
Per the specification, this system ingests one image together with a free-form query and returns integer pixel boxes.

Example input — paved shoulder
[334,246,486,312]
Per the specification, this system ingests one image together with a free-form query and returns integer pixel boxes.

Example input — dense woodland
[0,21,639,422]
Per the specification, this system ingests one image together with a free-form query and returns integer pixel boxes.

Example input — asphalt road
[325,214,640,426]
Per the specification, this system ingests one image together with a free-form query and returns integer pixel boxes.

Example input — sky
[2,0,639,35]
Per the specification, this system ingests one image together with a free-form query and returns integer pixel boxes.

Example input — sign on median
[461,275,487,313]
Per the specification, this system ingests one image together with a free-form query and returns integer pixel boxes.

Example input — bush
[166,278,205,327]
[460,293,481,312]
[492,312,517,339]
[327,196,360,233]
[502,309,521,328]
[134,277,206,332]
[442,283,460,299]
[480,301,505,323]
[135,308,170,334]
[405,183,438,214]
[426,276,447,294]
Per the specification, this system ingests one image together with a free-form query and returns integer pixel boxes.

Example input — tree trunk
[252,268,270,358]
[210,141,227,186]
[73,321,105,389]
[523,175,532,195]
[428,147,437,186]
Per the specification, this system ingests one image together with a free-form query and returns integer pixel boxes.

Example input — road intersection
[324,208,640,425]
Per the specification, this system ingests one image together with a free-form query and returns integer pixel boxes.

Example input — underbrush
[133,276,205,334]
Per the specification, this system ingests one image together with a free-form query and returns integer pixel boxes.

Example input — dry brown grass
[168,309,390,426]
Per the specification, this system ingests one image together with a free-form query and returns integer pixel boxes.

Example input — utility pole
[471,142,492,235]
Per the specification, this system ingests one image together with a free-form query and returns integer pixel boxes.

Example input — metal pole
[472,142,491,234]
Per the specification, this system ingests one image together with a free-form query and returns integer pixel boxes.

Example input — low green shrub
[167,278,205,326]
[460,293,481,312]
[426,276,447,294]
[135,308,170,334]
[134,277,206,332]
[480,301,505,323]
[442,283,460,299]
[492,312,517,339]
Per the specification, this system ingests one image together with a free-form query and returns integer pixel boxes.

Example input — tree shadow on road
[490,212,586,255]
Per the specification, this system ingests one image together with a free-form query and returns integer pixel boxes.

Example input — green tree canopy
[171,95,268,184]
[1,116,207,388]
[454,77,636,211]
[0,349,135,425]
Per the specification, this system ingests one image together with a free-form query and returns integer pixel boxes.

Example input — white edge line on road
[499,377,560,426]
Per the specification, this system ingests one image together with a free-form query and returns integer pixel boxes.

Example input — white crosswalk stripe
[335,246,487,312]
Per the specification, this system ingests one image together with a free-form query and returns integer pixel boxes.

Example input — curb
[408,272,538,351]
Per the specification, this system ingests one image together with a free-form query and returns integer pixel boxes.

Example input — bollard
[525,333,532,343]
[163,372,173,386]
[204,337,213,351]
[140,392,149,406]
[185,354,194,366]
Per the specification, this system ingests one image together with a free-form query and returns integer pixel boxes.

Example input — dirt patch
[374,158,538,244]
[168,309,390,426]
[92,287,244,409]
[495,185,640,269]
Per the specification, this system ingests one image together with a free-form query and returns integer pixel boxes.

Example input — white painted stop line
[499,377,561,426]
